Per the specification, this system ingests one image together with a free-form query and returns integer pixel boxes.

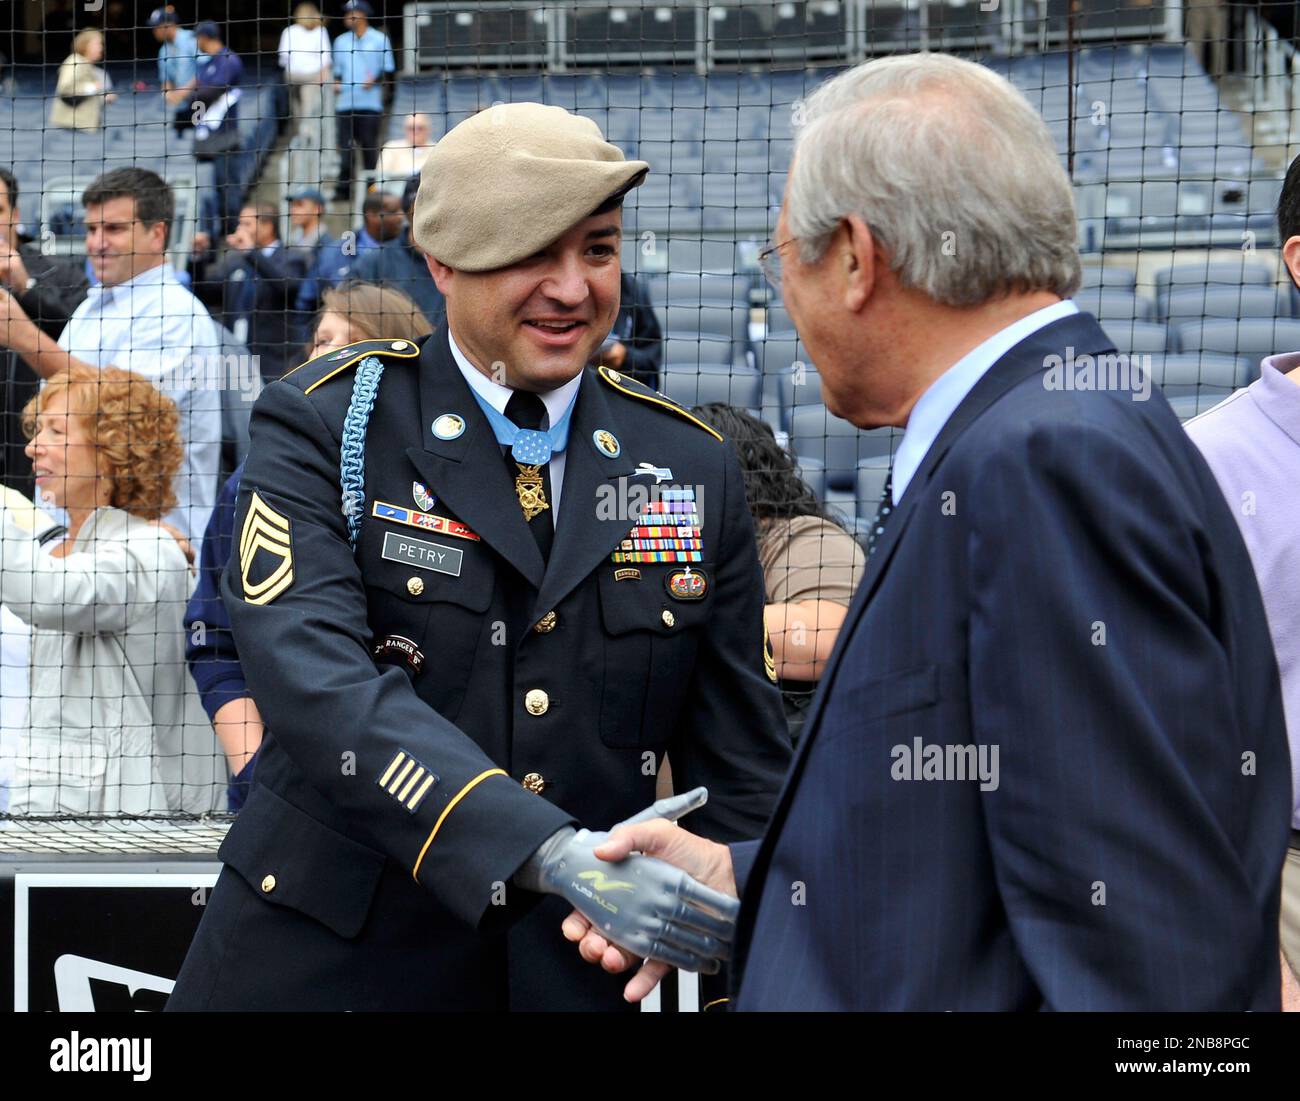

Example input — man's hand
[165,88,186,106]
[520,789,738,979]
[225,225,255,252]
[561,798,739,1003]
[0,285,39,353]
[0,239,31,291]
[192,231,211,255]
[151,519,196,573]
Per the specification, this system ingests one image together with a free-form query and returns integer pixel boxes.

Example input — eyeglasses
[758,238,798,289]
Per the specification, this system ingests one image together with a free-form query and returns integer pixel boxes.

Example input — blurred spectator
[691,403,864,740]
[348,176,445,326]
[190,203,305,384]
[377,113,435,182]
[285,187,350,333]
[590,272,662,387]
[50,29,115,133]
[278,3,332,148]
[0,168,223,545]
[2,365,225,815]
[0,170,89,337]
[1186,0,1228,81]
[331,0,396,202]
[191,21,244,237]
[186,283,433,811]
[356,189,404,252]
[0,169,89,497]
[151,5,197,128]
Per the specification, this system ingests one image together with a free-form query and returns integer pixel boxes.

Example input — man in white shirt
[278,3,332,147]
[377,113,435,184]
[0,167,222,544]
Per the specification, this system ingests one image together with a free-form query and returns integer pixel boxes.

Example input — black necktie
[504,389,555,563]
[865,470,893,558]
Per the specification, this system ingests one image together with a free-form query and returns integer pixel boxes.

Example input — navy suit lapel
[534,373,638,614]
[404,328,547,589]
[731,311,1116,998]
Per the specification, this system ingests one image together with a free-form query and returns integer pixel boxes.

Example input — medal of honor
[515,464,550,521]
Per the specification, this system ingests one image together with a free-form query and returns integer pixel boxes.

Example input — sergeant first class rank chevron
[239,492,294,606]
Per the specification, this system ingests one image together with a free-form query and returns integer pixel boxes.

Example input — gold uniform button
[661,609,676,628]
[525,688,550,716]
[391,340,409,350]
[261,874,277,894]
[407,576,425,596]
[522,772,545,794]
[533,611,558,634]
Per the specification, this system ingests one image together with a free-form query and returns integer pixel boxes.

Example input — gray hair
[786,53,1081,307]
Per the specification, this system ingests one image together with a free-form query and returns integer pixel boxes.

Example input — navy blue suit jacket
[730,311,1291,1010]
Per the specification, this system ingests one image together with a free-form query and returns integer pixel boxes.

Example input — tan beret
[411,102,649,272]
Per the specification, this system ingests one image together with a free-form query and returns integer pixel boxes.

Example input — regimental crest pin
[666,567,708,601]
[593,429,621,458]
[412,481,435,512]
[432,413,465,440]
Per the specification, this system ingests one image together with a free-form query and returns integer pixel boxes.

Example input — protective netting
[0,2,1292,830]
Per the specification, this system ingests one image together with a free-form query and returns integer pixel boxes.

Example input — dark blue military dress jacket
[168,326,790,1011]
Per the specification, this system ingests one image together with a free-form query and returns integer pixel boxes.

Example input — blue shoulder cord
[340,355,385,550]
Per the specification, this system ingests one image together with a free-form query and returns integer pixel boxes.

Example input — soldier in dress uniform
[167,103,791,1011]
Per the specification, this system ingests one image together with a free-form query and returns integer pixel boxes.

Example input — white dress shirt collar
[446,327,583,429]
[890,299,1079,505]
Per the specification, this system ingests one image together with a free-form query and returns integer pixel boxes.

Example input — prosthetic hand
[514,787,737,973]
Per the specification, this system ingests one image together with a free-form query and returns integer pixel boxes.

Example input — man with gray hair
[564,52,1291,1010]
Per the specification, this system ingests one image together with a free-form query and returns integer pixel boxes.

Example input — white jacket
[1,505,227,815]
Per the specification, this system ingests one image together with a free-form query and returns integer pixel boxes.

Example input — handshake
[514,787,739,1003]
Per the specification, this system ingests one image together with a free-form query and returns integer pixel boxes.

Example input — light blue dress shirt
[58,263,224,543]
[333,27,395,113]
[158,27,198,90]
[447,329,582,527]
[890,300,1079,505]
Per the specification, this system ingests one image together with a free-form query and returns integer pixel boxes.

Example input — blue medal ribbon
[467,386,578,466]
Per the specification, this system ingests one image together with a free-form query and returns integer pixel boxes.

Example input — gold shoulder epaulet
[282,338,421,396]
[596,366,723,442]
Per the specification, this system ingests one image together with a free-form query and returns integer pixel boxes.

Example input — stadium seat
[1172,318,1300,363]
[790,406,899,492]
[1079,266,1138,292]
[1161,285,1292,323]
[1071,288,1155,323]
[1153,259,1276,309]
[766,303,796,335]
[777,362,823,429]
[660,364,762,411]
[751,334,807,376]
[856,457,892,520]
[1101,320,1168,354]
[1168,392,1232,421]
[661,272,753,306]
[661,304,748,344]
[796,456,827,502]
[1142,353,1250,396]
[662,336,736,369]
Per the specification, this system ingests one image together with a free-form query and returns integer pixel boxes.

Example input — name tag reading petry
[381,531,464,577]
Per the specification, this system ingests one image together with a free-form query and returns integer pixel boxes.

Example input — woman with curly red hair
[0,364,226,815]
